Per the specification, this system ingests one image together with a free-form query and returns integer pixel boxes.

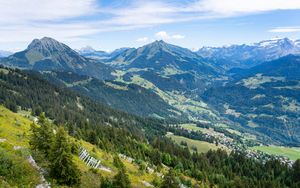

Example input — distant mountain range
[1,37,300,146]
[0,50,13,58]
[76,46,133,61]
[74,37,300,73]
[76,46,110,60]
[197,38,300,69]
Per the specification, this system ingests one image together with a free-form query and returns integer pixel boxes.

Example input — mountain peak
[28,37,58,48]
[155,39,166,43]
[151,40,168,46]
[78,46,97,54]
[1,37,114,80]
[141,40,172,52]
[80,46,96,52]
[255,37,294,48]
[0,50,13,57]
[27,37,71,56]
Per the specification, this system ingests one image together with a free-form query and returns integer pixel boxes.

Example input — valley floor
[252,145,300,161]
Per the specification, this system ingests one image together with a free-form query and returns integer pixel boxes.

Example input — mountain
[108,40,221,74]
[102,40,229,122]
[78,47,133,61]
[109,47,133,58]
[77,46,110,60]
[107,40,225,91]
[0,50,13,57]
[202,55,300,145]
[198,38,300,69]
[231,54,300,80]
[0,38,192,119]
[0,37,114,80]
[2,37,300,146]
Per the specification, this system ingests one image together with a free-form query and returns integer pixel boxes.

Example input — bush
[0,147,40,186]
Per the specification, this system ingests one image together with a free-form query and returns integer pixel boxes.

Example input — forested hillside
[40,71,182,118]
[202,55,300,145]
[1,66,300,187]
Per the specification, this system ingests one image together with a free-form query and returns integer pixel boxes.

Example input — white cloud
[0,23,99,43]
[0,0,97,24]
[190,0,300,16]
[106,0,300,28]
[172,34,185,39]
[105,1,177,26]
[268,27,300,33]
[0,0,99,45]
[155,31,169,39]
[0,0,300,49]
[136,37,149,42]
[155,31,185,40]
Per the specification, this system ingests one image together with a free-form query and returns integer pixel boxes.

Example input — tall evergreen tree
[112,158,131,188]
[29,113,54,157]
[161,170,180,188]
[113,155,125,170]
[49,127,81,186]
[293,159,300,183]
[100,177,113,188]
[112,168,131,188]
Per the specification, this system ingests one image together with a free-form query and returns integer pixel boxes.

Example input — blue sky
[0,0,300,52]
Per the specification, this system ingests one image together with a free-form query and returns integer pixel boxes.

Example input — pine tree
[49,127,81,186]
[112,168,131,188]
[100,177,113,188]
[293,159,300,183]
[161,170,180,188]
[113,155,125,170]
[29,113,54,157]
[112,158,131,188]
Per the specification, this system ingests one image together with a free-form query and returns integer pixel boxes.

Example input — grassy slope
[181,123,256,142]
[0,106,41,187]
[0,105,159,187]
[252,145,300,161]
[78,140,159,188]
[180,123,207,132]
[0,106,32,147]
[166,133,222,153]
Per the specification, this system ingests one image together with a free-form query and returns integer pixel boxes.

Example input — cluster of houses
[181,126,295,168]
[243,149,294,167]
[200,130,295,167]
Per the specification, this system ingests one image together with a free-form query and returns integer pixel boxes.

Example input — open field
[252,145,300,161]
[180,123,226,136]
[166,133,224,153]
[180,123,214,134]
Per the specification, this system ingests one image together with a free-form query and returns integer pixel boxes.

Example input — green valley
[252,145,300,161]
